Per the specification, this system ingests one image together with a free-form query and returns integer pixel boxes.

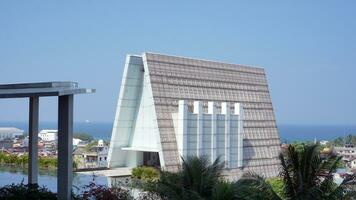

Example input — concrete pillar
[28,96,39,184]
[178,100,188,159]
[57,95,73,200]
[194,101,203,157]
[208,102,217,163]
[235,103,244,168]
[221,102,230,168]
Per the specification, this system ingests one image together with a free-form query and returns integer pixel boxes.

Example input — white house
[73,138,83,146]
[349,158,356,169]
[82,140,109,168]
[0,127,24,141]
[38,130,58,142]
[98,139,104,147]
[98,145,109,167]
[334,145,356,162]
[22,136,29,147]
[92,140,109,167]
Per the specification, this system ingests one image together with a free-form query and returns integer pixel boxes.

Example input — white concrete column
[208,102,217,163]
[57,95,74,200]
[235,103,244,168]
[221,102,230,168]
[178,100,188,159]
[194,101,203,157]
[28,96,39,184]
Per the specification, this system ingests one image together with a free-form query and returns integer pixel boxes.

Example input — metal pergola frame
[0,82,95,200]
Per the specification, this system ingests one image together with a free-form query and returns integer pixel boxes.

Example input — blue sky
[0,1,355,125]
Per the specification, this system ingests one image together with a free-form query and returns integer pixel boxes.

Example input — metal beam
[57,95,73,200]
[28,96,39,184]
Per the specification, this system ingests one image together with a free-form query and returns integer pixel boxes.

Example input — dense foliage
[237,144,356,200]
[0,152,28,166]
[74,181,133,200]
[139,156,240,200]
[0,152,77,169]
[0,182,57,200]
[38,157,57,168]
[73,133,94,142]
[266,178,284,199]
[84,141,99,152]
[138,144,356,200]
[329,134,356,147]
[131,166,160,182]
[0,181,134,200]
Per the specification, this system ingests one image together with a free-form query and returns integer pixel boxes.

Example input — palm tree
[237,144,356,200]
[141,156,239,200]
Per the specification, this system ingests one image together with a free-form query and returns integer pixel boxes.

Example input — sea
[0,121,355,142]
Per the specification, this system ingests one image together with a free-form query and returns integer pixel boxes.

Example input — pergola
[0,82,95,200]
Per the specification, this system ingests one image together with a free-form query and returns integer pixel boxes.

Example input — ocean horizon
[0,121,355,143]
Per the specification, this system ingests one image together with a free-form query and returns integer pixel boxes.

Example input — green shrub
[0,152,58,168]
[38,157,57,168]
[266,177,284,198]
[131,166,159,182]
[131,167,144,179]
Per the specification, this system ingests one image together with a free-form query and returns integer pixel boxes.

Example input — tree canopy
[329,134,356,147]
[73,133,93,142]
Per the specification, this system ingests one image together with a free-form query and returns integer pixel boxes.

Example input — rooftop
[0,82,95,98]
[0,127,24,133]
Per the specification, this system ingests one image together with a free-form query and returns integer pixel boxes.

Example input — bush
[266,177,284,198]
[131,167,160,182]
[0,182,57,200]
[0,152,58,168]
[74,181,133,200]
[39,157,57,168]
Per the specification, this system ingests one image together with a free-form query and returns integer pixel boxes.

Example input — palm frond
[236,171,282,200]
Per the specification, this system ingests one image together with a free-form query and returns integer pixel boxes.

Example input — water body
[278,124,356,142]
[1,121,355,142]
[0,166,108,192]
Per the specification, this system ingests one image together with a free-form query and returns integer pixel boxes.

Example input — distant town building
[82,152,98,168]
[74,139,109,169]
[334,144,356,163]
[76,140,89,148]
[22,136,29,147]
[0,139,13,149]
[90,140,109,168]
[0,127,24,141]
[38,130,58,142]
[98,145,109,167]
[319,140,329,146]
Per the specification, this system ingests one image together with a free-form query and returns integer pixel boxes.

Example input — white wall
[174,101,244,169]
[38,130,58,141]
[108,55,145,168]
[108,55,163,168]
[0,128,24,141]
